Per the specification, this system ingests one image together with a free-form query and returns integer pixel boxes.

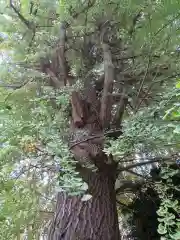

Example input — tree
[0,0,180,239]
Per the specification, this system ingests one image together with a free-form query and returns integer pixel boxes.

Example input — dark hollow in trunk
[48,163,121,240]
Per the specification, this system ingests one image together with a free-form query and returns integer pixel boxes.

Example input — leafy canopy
[0,0,180,239]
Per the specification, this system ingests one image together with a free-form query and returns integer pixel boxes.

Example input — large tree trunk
[46,36,121,238]
[48,162,121,240]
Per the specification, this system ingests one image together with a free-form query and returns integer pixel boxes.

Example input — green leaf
[158,223,167,235]
[81,194,92,202]
[176,81,180,89]
[169,231,180,240]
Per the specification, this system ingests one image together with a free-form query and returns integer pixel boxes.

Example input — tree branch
[46,68,62,88]
[112,88,128,127]
[129,10,142,36]
[70,91,85,128]
[154,12,180,37]
[136,69,159,109]
[9,0,32,29]
[116,200,131,210]
[100,43,114,128]
[113,54,160,61]
[126,169,147,179]
[119,156,175,172]
[116,180,143,194]
[70,0,96,19]
[56,22,68,86]
[135,57,151,110]
[28,28,36,48]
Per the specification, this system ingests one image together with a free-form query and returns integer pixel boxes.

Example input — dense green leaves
[156,167,180,239]
[0,0,180,238]
[155,82,180,240]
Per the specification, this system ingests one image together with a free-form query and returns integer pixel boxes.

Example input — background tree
[0,0,180,239]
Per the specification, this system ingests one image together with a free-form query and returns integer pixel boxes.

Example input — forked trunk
[48,162,121,240]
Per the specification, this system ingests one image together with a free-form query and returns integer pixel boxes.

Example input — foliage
[104,87,180,160]
[113,81,180,239]
[0,165,40,239]
[155,165,180,240]
[0,82,85,238]
[0,0,180,238]
[155,82,180,240]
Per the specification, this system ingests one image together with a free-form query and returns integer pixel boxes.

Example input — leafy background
[0,0,180,239]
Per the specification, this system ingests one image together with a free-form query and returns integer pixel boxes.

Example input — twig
[71,0,96,19]
[135,57,151,111]
[69,134,104,149]
[136,66,159,109]
[113,54,159,61]
[129,10,142,36]
[28,29,36,48]
[69,128,123,149]
[154,13,180,37]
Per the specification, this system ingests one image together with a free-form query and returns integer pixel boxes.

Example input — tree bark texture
[48,164,121,240]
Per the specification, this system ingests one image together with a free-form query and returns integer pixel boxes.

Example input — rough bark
[48,163,121,240]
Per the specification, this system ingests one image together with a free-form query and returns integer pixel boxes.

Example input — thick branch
[71,91,85,128]
[56,22,68,86]
[46,68,62,88]
[112,88,127,127]
[100,43,114,128]
[116,180,143,194]
[119,156,175,171]
[126,169,147,179]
